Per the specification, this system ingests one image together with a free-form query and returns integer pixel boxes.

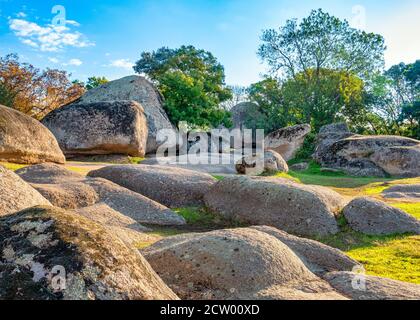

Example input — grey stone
[264,124,311,161]
[0,206,178,300]
[72,75,175,153]
[343,197,420,235]
[142,228,346,300]
[324,271,420,300]
[204,176,344,237]
[88,164,217,208]
[0,105,65,164]
[42,100,148,157]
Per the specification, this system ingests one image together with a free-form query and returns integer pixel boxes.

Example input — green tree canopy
[247,70,368,133]
[133,45,232,129]
[258,9,386,80]
[85,76,109,90]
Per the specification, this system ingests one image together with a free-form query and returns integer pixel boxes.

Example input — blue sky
[0,0,419,86]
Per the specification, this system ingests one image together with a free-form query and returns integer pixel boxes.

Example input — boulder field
[314,123,420,177]
[88,164,217,208]
[16,163,185,226]
[142,228,347,300]
[0,105,65,164]
[142,227,420,300]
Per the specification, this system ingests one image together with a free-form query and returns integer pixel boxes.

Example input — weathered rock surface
[16,164,185,226]
[0,105,65,164]
[382,184,420,200]
[204,176,344,237]
[142,228,346,300]
[42,101,148,157]
[314,123,420,177]
[251,226,360,274]
[290,162,309,171]
[0,166,51,217]
[73,203,160,247]
[230,102,263,130]
[324,272,420,300]
[88,165,217,208]
[235,150,288,175]
[0,206,178,300]
[343,197,420,235]
[31,182,99,209]
[71,75,175,153]
[264,124,311,161]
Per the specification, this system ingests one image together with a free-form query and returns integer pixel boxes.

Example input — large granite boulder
[324,272,420,300]
[88,165,217,208]
[204,176,345,237]
[264,124,311,161]
[42,101,148,157]
[0,166,51,217]
[16,164,185,226]
[72,203,160,247]
[71,75,175,153]
[0,206,178,300]
[235,150,289,175]
[142,228,346,300]
[251,226,360,274]
[0,105,65,164]
[343,197,420,235]
[382,184,420,200]
[230,102,263,130]
[314,123,420,177]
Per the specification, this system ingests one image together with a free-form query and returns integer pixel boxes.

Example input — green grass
[285,162,395,188]
[174,207,218,225]
[128,157,145,164]
[212,175,225,181]
[0,162,27,171]
[389,202,420,219]
[318,224,420,284]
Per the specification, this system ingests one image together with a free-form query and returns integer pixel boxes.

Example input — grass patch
[65,166,90,176]
[212,175,225,181]
[0,162,27,171]
[285,161,394,189]
[174,207,217,225]
[317,224,420,284]
[389,202,420,219]
[128,157,145,164]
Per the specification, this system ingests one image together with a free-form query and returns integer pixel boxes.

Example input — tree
[247,70,368,133]
[133,45,232,129]
[247,78,288,133]
[367,61,420,137]
[0,54,85,119]
[221,85,248,110]
[256,9,385,133]
[0,82,16,107]
[258,9,385,80]
[85,76,109,90]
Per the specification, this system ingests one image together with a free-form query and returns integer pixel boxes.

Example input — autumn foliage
[0,54,85,119]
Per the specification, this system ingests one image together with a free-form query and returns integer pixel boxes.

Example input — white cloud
[109,59,134,70]
[9,18,94,52]
[16,12,27,18]
[48,57,59,63]
[66,20,80,27]
[64,58,83,66]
